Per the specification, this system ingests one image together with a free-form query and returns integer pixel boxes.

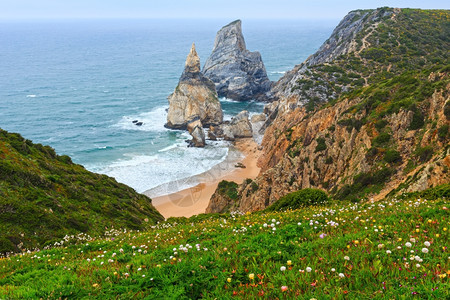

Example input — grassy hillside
[0,186,448,298]
[289,8,449,109]
[0,129,163,254]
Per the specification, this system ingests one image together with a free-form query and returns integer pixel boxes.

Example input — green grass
[0,187,448,299]
[0,129,163,254]
[292,8,449,106]
[266,189,329,212]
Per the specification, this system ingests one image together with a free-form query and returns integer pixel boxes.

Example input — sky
[0,0,448,20]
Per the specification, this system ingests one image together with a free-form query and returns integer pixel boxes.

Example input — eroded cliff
[208,8,450,213]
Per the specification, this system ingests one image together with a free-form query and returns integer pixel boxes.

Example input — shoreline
[147,138,261,218]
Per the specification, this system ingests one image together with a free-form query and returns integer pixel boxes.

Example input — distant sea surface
[0,19,335,194]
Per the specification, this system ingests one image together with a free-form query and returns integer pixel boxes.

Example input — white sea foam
[271,71,286,74]
[250,100,266,106]
[26,94,37,98]
[115,106,169,132]
[92,142,230,193]
[158,144,179,152]
[223,114,234,121]
[220,97,240,103]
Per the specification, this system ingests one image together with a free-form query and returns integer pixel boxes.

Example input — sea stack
[166,43,223,132]
[203,20,272,101]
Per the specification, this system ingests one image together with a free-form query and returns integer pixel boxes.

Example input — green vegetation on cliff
[217,180,239,201]
[293,8,449,111]
[0,129,163,254]
[281,8,449,202]
[266,188,329,212]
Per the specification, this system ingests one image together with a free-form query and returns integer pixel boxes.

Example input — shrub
[338,118,364,132]
[372,167,394,184]
[418,183,449,199]
[444,101,450,120]
[409,105,425,130]
[285,128,294,141]
[336,167,394,200]
[400,183,450,200]
[305,97,320,112]
[361,47,389,62]
[437,124,449,140]
[415,146,434,163]
[375,119,388,131]
[372,132,391,146]
[0,237,15,254]
[315,137,327,152]
[217,180,239,201]
[266,189,329,212]
[57,155,73,164]
[250,182,259,193]
[384,149,402,164]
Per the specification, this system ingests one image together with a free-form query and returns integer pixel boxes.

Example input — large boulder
[230,110,253,138]
[251,113,266,123]
[203,20,272,101]
[217,110,253,141]
[187,118,206,147]
[166,43,223,130]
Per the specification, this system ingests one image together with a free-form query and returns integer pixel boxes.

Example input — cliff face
[166,43,223,130]
[208,8,450,213]
[203,20,272,101]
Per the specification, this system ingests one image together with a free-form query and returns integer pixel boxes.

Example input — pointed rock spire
[166,43,223,137]
[203,20,272,101]
[183,43,201,76]
[214,20,246,53]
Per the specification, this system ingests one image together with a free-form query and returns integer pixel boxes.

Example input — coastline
[147,138,261,218]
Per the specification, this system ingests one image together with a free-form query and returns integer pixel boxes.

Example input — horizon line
[0,16,343,22]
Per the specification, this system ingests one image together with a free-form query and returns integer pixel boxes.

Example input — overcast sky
[0,0,448,20]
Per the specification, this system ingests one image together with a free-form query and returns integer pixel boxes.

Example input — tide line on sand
[147,138,262,219]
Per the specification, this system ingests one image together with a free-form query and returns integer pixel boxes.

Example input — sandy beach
[147,138,261,218]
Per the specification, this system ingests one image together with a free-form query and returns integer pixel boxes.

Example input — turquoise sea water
[0,19,335,193]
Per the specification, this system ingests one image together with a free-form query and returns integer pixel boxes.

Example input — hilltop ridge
[0,129,163,254]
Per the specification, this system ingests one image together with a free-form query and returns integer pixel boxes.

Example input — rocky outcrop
[251,113,266,123]
[187,118,206,147]
[229,111,253,138]
[203,20,272,101]
[166,43,223,130]
[205,189,235,214]
[216,111,253,141]
[206,8,450,213]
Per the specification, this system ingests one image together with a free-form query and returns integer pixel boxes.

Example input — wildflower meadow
[0,194,448,299]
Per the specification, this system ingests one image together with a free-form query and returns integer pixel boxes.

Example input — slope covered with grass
[0,129,163,254]
[0,186,448,299]
[224,8,450,213]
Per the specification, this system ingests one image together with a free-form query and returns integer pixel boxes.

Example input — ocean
[0,19,335,195]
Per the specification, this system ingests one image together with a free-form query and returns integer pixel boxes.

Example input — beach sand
[149,138,261,218]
